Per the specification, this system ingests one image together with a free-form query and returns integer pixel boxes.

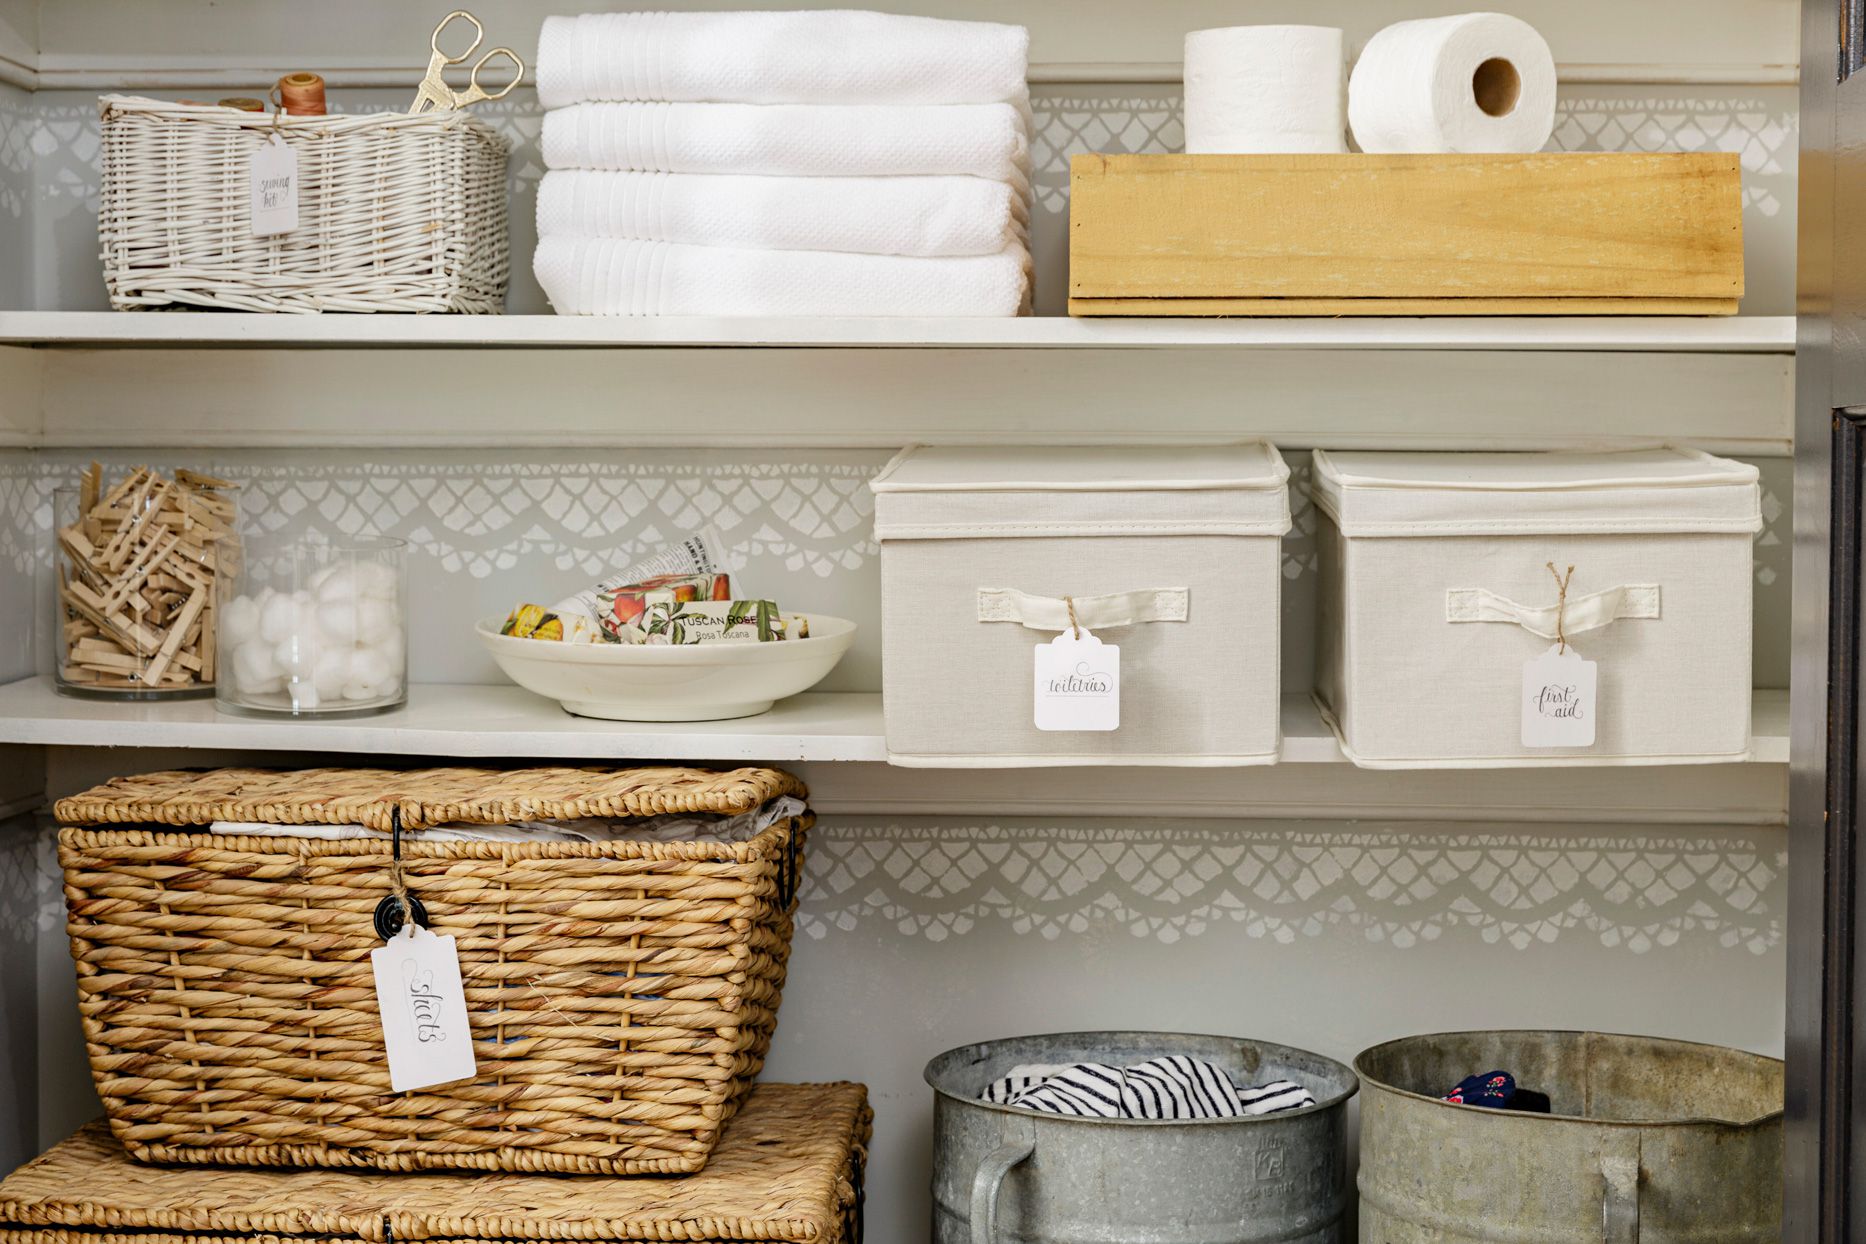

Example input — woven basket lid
[54,765,808,831]
[0,1083,868,1243]
[100,94,513,155]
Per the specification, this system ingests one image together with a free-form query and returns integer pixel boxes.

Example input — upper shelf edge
[0,312,1799,353]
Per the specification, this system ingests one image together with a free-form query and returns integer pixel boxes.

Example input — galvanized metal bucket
[1355,1030,1783,1244]
[925,1030,1359,1244]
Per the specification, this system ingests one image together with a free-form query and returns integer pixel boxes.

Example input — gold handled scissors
[410,10,524,113]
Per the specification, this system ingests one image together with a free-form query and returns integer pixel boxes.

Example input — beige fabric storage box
[871,443,1291,766]
[1310,448,1762,768]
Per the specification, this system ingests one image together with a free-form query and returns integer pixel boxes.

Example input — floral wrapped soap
[596,572,732,634]
[501,602,605,643]
[631,593,789,645]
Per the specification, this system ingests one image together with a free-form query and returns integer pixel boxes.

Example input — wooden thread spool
[276,72,327,116]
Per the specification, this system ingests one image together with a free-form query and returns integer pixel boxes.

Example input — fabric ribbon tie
[1446,581,1658,643]
[978,586,1189,631]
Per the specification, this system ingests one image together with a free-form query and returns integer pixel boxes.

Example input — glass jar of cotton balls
[216,535,408,717]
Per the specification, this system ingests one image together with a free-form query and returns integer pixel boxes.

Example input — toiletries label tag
[370,922,476,1092]
[1034,628,1120,731]
[250,137,298,236]
[1522,645,1597,748]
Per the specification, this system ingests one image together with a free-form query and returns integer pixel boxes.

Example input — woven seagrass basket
[98,95,510,313]
[55,765,811,1174]
[0,1083,870,1244]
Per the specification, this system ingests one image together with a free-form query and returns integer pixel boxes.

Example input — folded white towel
[537,10,1029,108]
[535,236,1029,317]
[537,170,1026,258]
[540,101,1030,195]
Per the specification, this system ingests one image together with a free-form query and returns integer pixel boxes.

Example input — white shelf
[0,680,888,763]
[0,313,1796,454]
[0,676,1789,768]
[0,311,1797,353]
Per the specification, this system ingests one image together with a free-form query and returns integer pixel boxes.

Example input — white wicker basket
[98,95,511,314]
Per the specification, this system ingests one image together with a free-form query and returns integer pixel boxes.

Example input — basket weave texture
[56,765,811,1174]
[98,95,510,314]
[0,1083,869,1244]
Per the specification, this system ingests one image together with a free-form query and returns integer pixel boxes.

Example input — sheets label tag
[370,922,476,1093]
[1034,627,1120,731]
[250,137,298,236]
[1522,644,1597,748]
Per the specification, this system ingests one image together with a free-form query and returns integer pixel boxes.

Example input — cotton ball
[353,596,395,639]
[379,631,406,676]
[257,593,296,643]
[221,595,260,648]
[352,561,397,599]
[308,564,339,592]
[285,680,320,711]
[342,680,382,702]
[232,640,280,693]
[349,646,393,689]
[312,649,349,697]
[274,633,321,677]
[316,599,359,644]
[315,566,357,605]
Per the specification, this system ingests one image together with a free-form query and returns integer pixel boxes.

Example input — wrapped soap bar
[501,603,606,643]
[625,594,789,645]
[552,526,737,622]
[597,572,733,633]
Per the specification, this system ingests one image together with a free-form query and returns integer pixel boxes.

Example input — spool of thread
[1183,25,1347,155]
[276,72,327,117]
[1347,13,1557,154]
[219,97,266,113]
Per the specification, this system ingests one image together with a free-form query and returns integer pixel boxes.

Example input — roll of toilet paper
[1347,12,1556,154]
[1183,25,1347,155]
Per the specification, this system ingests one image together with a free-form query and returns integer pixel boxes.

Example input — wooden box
[1068,152,1743,316]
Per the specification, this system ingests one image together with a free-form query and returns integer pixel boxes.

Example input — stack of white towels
[533,10,1033,317]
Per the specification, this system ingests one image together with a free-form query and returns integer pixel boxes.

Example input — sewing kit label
[1522,645,1597,748]
[370,922,476,1092]
[1034,628,1120,731]
[249,137,299,236]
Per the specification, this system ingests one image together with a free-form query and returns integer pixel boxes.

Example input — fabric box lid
[870,442,1291,539]
[0,1083,869,1244]
[1309,447,1763,537]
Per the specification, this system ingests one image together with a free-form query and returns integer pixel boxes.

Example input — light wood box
[1068,152,1743,316]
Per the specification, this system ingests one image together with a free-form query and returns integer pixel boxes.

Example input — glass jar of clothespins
[52,465,240,699]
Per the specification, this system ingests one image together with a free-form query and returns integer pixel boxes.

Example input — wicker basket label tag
[370,923,477,1092]
[250,136,299,237]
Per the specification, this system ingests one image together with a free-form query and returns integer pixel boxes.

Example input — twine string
[389,806,413,925]
[1546,562,1575,655]
[1064,595,1080,641]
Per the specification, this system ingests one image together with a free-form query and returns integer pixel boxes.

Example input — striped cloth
[979,1056,1316,1119]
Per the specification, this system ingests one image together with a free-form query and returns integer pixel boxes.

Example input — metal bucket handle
[1601,1139,1641,1243]
[970,1130,1036,1244]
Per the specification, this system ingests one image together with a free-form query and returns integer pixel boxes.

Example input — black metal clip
[775,827,803,909]
[372,806,429,941]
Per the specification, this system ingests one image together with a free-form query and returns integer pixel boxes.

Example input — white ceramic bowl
[476,614,857,721]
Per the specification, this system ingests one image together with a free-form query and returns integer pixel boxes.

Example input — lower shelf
[0,676,1790,767]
